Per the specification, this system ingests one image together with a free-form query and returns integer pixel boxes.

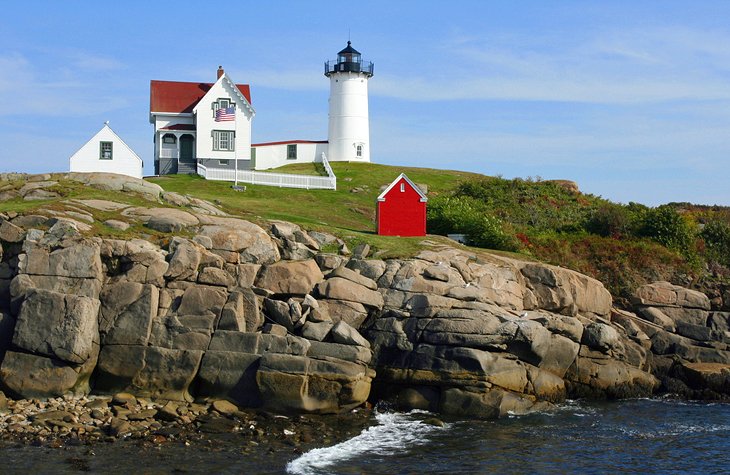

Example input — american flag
[215,106,235,121]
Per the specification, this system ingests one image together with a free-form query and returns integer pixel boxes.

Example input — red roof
[150,80,252,114]
[252,140,328,147]
[160,123,196,131]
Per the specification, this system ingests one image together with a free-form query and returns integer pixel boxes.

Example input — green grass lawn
[148,162,482,257]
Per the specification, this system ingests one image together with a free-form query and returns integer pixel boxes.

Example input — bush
[427,196,519,251]
[701,220,730,266]
[638,205,696,256]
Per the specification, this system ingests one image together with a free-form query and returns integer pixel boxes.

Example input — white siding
[69,124,143,179]
[193,76,253,162]
[253,142,329,170]
[327,71,371,162]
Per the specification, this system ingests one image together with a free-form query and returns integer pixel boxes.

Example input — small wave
[286,411,447,475]
[618,423,730,439]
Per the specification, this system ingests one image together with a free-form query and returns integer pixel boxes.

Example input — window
[356,144,363,158]
[212,130,235,151]
[99,141,113,160]
[400,183,405,192]
[287,144,297,160]
[218,160,229,165]
[212,98,234,117]
[162,134,176,144]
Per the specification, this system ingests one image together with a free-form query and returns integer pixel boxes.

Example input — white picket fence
[197,153,336,190]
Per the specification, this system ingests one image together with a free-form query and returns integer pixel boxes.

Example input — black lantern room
[325,41,374,77]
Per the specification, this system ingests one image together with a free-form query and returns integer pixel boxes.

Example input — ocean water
[287,399,730,475]
[1,399,728,474]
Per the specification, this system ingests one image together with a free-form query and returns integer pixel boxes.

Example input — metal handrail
[324,60,374,76]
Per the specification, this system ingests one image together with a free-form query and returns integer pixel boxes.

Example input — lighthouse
[324,41,374,162]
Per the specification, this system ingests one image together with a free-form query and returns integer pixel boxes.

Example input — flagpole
[234,104,238,187]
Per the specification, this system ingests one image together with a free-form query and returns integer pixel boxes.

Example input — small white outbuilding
[69,122,143,179]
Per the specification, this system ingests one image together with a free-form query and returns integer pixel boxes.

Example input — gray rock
[423,264,451,282]
[263,323,288,337]
[95,345,203,402]
[196,219,280,265]
[264,298,294,331]
[196,351,261,406]
[633,281,711,310]
[308,231,338,246]
[0,220,26,243]
[20,240,103,280]
[301,321,333,342]
[0,349,97,399]
[256,352,372,413]
[675,322,715,342]
[67,172,163,201]
[176,285,227,317]
[328,266,378,290]
[103,219,130,231]
[164,239,202,281]
[582,323,622,354]
[708,312,730,333]
[316,277,384,309]
[208,331,260,352]
[637,306,676,331]
[346,259,387,281]
[314,253,347,272]
[307,341,372,365]
[317,299,368,328]
[331,321,370,348]
[198,267,235,287]
[293,230,321,250]
[99,282,158,346]
[218,291,246,331]
[12,289,99,364]
[255,260,324,296]
[352,243,370,259]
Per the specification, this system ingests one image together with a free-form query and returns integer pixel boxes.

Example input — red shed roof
[377,173,428,202]
[150,80,252,114]
[252,140,328,147]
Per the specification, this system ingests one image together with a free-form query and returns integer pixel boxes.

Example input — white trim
[376,173,428,202]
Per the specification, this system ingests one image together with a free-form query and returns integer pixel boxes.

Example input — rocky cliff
[0,173,728,419]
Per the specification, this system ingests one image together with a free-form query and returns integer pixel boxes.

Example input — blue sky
[1,1,729,206]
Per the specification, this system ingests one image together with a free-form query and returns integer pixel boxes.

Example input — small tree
[700,220,730,266]
[638,205,695,256]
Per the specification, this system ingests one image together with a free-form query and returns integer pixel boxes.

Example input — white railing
[160,148,177,159]
[319,152,335,180]
[197,154,336,190]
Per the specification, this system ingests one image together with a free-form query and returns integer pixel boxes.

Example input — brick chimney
[217,66,224,79]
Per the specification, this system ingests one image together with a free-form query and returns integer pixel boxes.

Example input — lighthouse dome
[325,41,374,77]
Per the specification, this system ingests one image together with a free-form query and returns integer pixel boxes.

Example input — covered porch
[157,125,196,174]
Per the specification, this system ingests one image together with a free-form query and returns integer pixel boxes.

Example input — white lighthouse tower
[325,41,374,162]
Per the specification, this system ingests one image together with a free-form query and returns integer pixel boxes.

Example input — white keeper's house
[149,41,374,177]
[69,122,143,179]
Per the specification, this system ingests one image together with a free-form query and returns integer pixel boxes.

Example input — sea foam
[286,410,446,475]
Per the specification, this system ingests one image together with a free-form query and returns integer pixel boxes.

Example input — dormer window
[212,98,234,117]
[100,141,113,160]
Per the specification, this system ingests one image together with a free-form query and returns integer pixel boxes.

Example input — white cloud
[0,51,130,117]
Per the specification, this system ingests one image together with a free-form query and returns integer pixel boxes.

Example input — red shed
[376,173,428,236]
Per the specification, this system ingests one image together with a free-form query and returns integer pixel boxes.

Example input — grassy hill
[149,162,482,258]
[2,162,729,305]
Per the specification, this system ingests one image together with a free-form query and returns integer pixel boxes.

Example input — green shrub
[638,205,696,256]
[586,203,644,238]
[427,196,519,251]
[700,220,730,266]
